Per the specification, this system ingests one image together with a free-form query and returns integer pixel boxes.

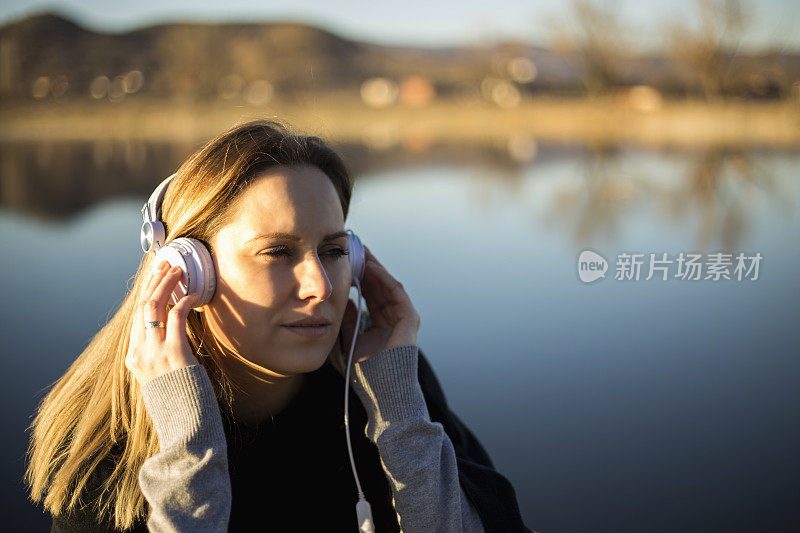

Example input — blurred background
[1,0,799,531]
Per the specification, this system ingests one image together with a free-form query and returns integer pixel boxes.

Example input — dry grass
[1,96,798,149]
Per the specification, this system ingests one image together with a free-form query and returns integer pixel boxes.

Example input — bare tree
[547,0,627,96]
[665,0,748,99]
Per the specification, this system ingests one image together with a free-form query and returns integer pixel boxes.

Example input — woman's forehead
[219,166,344,240]
[242,166,339,207]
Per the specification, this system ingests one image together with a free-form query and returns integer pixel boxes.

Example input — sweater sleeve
[416,350,533,533]
[349,344,485,532]
[139,364,231,533]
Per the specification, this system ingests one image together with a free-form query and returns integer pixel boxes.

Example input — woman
[26,120,529,532]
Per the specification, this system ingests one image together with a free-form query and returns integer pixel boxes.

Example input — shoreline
[1,97,799,149]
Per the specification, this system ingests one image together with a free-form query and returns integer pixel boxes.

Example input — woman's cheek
[337,258,353,286]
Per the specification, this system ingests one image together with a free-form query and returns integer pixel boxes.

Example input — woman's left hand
[340,246,420,363]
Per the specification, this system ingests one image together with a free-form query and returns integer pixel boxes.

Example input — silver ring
[145,321,166,329]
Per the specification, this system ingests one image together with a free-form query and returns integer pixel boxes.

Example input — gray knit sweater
[139,344,484,532]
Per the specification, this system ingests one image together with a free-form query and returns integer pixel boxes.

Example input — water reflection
[0,140,189,218]
[0,139,552,218]
[537,142,794,252]
[542,142,634,247]
[659,147,793,252]
[0,140,795,255]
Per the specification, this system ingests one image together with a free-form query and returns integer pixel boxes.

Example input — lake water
[2,142,799,531]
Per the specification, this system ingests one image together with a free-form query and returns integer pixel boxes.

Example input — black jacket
[51,349,531,532]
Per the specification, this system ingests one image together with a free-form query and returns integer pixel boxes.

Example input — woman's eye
[258,246,349,259]
[323,247,349,259]
[259,247,291,258]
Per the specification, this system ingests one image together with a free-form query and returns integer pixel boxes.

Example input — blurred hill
[2,12,798,102]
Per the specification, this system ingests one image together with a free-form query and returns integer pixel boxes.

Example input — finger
[143,266,183,341]
[365,260,415,327]
[149,266,184,313]
[360,269,393,329]
[366,258,408,302]
[360,263,386,307]
[166,293,198,346]
[363,246,383,267]
[363,247,394,278]
[363,259,398,302]
[135,261,169,351]
[142,260,171,302]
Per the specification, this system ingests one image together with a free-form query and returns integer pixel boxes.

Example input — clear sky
[1,0,797,52]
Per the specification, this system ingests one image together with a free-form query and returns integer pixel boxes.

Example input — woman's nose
[295,253,333,302]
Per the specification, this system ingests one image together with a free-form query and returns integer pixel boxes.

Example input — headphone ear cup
[346,230,365,287]
[141,220,166,253]
[152,238,216,308]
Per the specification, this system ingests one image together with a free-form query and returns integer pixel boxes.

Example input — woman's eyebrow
[246,230,348,244]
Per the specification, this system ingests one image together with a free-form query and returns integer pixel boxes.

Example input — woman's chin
[269,342,336,375]
[220,347,330,379]
[288,351,331,374]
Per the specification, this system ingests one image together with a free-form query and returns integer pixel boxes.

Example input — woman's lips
[281,324,330,338]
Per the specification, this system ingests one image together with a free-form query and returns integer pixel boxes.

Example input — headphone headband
[140,172,177,253]
[142,172,177,226]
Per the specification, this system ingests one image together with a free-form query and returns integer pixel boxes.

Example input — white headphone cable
[343,278,375,533]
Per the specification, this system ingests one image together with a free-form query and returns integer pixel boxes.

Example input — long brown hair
[25,120,354,529]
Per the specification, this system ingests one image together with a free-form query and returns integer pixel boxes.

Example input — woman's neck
[225,363,307,426]
[201,335,307,426]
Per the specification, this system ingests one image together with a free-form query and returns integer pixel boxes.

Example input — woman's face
[201,164,351,377]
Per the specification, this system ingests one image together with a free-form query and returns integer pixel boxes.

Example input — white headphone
[140,172,366,306]
[140,171,375,533]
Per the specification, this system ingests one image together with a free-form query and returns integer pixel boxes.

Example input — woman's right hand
[126,260,200,385]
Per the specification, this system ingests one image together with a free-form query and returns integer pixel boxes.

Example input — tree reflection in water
[538,142,791,252]
[662,147,790,252]
[0,139,794,257]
